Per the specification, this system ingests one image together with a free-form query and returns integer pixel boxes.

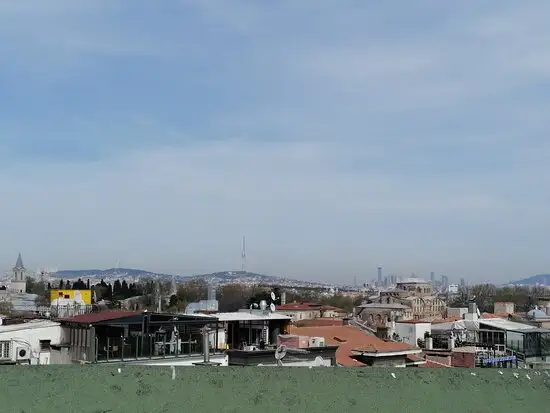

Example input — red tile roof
[406,354,426,364]
[58,310,140,324]
[481,312,510,319]
[277,303,346,312]
[277,302,322,311]
[290,325,417,367]
[295,318,346,327]
[429,316,462,324]
[396,320,432,324]
[419,360,451,368]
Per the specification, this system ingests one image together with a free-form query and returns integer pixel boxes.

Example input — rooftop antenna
[241,235,247,273]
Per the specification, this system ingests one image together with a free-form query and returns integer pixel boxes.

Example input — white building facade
[394,321,431,347]
[0,320,63,365]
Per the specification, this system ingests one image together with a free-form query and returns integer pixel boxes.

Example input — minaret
[11,253,27,294]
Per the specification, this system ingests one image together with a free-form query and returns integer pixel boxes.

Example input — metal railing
[95,334,205,363]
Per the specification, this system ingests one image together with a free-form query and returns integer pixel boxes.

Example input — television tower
[241,236,247,273]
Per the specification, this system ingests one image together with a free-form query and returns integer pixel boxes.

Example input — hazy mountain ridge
[509,274,550,286]
[51,268,328,287]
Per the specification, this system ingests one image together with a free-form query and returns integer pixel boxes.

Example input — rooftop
[479,318,537,331]
[0,319,59,333]
[218,311,290,322]
[396,320,432,325]
[58,311,220,325]
[295,318,347,327]
[290,325,417,366]
[357,303,410,309]
[276,302,321,311]
[2,366,547,413]
[58,310,140,324]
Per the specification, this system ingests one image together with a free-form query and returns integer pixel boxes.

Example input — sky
[0,1,549,284]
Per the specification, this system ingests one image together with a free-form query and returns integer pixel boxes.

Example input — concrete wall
[0,322,62,365]
[395,322,431,346]
[451,352,475,368]
[0,366,547,412]
[494,302,515,314]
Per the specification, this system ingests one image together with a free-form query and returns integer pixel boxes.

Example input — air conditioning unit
[16,347,30,361]
[308,337,326,347]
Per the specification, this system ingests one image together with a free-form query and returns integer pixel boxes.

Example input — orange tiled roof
[429,316,462,324]
[289,325,416,367]
[277,302,322,311]
[406,354,426,364]
[481,312,510,319]
[295,318,346,327]
[277,303,346,313]
[419,360,451,368]
[396,320,432,324]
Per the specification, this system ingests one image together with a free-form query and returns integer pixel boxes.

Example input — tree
[168,294,179,309]
[121,280,129,298]
[246,286,282,307]
[0,300,12,315]
[217,284,251,312]
[113,280,122,297]
[176,280,208,304]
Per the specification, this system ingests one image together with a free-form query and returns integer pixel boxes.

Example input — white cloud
[1,1,549,282]
[1,138,548,282]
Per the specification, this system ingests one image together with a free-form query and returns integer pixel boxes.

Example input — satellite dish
[274,345,287,361]
[269,303,276,312]
[270,292,276,301]
[313,356,324,366]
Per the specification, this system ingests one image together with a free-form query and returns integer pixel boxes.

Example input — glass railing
[95,335,205,362]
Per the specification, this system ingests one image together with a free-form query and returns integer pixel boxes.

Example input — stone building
[372,278,446,320]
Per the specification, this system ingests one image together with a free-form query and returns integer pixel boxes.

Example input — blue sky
[0,1,549,283]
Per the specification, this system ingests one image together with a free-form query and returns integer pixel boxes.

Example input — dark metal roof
[58,311,140,324]
[58,311,219,325]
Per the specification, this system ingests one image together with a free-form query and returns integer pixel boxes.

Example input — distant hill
[53,268,173,279]
[509,274,550,286]
[50,268,327,287]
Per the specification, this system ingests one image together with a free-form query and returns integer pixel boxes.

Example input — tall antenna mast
[241,235,247,273]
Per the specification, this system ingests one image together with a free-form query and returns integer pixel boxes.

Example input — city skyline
[1,2,549,283]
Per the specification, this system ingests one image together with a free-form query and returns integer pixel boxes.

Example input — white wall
[394,322,431,347]
[0,322,62,365]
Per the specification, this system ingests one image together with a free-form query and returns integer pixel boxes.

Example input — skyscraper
[377,266,382,285]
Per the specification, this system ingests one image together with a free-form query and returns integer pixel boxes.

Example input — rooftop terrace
[0,366,547,412]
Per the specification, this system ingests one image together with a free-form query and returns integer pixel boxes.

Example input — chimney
[281,292,286,305]
[425,337,433,350]
[448,331,455,350]
[465,301,478,321]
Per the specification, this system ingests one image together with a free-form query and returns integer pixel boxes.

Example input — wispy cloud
[0,1,548,282]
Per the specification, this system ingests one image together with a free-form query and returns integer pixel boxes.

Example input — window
[0,341,11,359]
[40,340,51,351]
